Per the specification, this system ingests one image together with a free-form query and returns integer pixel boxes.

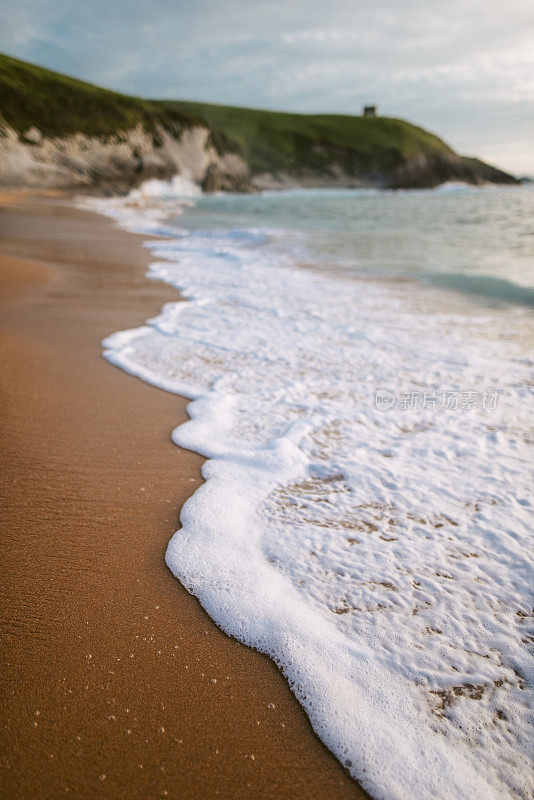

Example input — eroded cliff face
[0,120,517,194]
[0,122,251,194]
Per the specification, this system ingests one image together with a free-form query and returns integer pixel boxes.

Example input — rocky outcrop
[388,152,517,189]
[250,151,518,191]
[0,122,252,194]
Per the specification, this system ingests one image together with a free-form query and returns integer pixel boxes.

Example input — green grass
[160,100,454,177]
[0,53,200,140]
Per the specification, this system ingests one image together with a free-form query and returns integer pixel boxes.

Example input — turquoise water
[173,185,534,307]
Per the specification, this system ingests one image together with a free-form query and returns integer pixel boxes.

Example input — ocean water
[88,183,533,800]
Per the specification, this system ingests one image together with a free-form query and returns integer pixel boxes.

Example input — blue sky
[1,0,533,173]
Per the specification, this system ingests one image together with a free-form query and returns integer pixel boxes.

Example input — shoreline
[0,190,367,799]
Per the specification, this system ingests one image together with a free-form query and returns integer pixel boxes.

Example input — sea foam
[94,187,533,800]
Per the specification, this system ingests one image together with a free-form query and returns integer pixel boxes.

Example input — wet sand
[0,191,368,799]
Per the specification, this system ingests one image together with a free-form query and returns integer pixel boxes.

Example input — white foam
[99,193,533,800]
[78,175,200,238]
[433,181,476,192]
[128,174,202,200]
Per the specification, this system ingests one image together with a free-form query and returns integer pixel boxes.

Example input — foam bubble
[129,174,202,200]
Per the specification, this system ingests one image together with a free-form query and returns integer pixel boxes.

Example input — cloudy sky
[2,0,533,174]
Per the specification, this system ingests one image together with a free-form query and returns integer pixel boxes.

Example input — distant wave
[426,272,534,308]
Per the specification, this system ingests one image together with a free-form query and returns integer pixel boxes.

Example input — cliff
[0,54,249,193]
[170,101,517,190]
[0,53,518,193]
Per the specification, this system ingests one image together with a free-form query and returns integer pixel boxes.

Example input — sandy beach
[0,191,367,799]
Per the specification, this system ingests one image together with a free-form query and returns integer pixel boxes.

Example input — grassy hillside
[162,100,454,178]
[0,52,516,189]
[0,53,201,140]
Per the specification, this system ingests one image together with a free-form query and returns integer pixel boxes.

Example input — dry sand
[0,191,368,799]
